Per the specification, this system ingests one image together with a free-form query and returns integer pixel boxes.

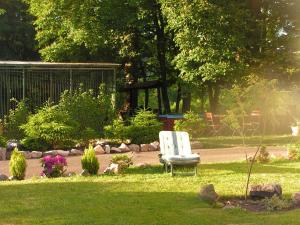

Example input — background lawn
[1,160,300,225]
[198,135,299,148]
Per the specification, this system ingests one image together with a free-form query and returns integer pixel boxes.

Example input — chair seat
[162,153,200,165]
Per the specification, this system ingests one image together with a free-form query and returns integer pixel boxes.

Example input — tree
[161,0,252,113]
[0,0,38,60]
[27,0,177,113]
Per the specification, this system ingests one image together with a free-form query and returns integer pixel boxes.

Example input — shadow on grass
[0,180,300,225]
[201,160,300,174]
[126,165,164,174]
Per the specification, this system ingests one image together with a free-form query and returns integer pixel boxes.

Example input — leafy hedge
[105,110,162,144]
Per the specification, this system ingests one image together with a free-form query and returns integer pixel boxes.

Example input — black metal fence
[0,62,119,118]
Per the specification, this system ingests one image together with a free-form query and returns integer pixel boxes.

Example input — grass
[198,135,300,148]
[1,160,300,225]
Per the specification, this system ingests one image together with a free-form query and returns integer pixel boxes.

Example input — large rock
[111,147,122,153]
[43,150,58,156]
[250,184,282,199]
[198,184,219,203]
[19,151,32,159]
[80,169,90,176]
[94,145,105,155]
[0,147,6,161]
[118,143,130,152]
[6,140,22,159]
[128,144,140,152]
[292,192,300,205]
[104,145,111,154]
[56,150,69,157]
[150,141,160,151]
[104,163,119,174]
[69,149,83,156]
[0,174,8,181]
[31,151,43,159]
[140,144,156,152]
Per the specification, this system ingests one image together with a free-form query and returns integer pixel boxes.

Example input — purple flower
[40,155,67,178]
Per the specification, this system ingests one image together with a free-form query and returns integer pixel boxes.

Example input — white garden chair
[159,131,200,176]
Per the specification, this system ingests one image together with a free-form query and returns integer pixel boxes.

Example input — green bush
[9,148,27,180]
[256,146,270,163]
[126,110,162,144]
[58,84,114,142]
[262,196,291,211]
[4,99,30,140]
[104,110,161,144]
[104,119,128,141]
[21,137,51,152]
[81,145,99,175]
[111,154,133,174]
[287,144,300,160]
[0,135,6,147]
[174,111,206,139]
[21,104,77,149]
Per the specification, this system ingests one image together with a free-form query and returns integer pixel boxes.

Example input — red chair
[204,112,223,135]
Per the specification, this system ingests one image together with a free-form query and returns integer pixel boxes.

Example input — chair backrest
[159,131,192,156]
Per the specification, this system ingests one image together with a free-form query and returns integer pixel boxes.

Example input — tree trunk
[153,1,171,113]
[207,82,220,113]
[182,91,191,113]
[157,87,162,115]
[175,84,181,113]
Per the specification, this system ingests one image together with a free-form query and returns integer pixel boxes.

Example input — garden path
[0,146,287,178]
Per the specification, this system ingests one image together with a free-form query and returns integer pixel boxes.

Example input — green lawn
[199,135,299,148]
[1,161,300,225]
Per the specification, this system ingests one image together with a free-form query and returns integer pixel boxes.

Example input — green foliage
[111,154,133,173]
[9,148,27,180]
[161,0,250,85]
[81,145,99,175]
[287,144,300,160]
[256,146,270,164]
[262,196,291,211]
[21,137,51,152]
[174,111,206,139]
[4,99,30,140]
[21,103,77,149]
[104,119,127,142]
[0,0,38,60]
[0,135,6,147]
[58,85,114,142]
[127,110,162,144]
[105,110,161,144]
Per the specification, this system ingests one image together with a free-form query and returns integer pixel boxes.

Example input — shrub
[58,84,115,142]
[287,144,300,160]
[41,155,67,178]
[9,148,27,180]
[174,111,206,139]
[111,154,133,174]
[104,110,161,144]
[126,110,162,144]
[21,104,77,149]
[81,145,99,175]
[0,135,6,147]
[21,137,51,152]
[256,146,270,163]
[4,99,30,140]
[262,196,291,211]
[104,119,128,141]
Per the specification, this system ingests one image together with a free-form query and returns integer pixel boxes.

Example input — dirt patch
[222,198,300,212]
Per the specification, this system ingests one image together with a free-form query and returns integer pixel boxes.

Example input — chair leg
[194,166,198,176]
[170,164,174,176]
[164,163,168,173]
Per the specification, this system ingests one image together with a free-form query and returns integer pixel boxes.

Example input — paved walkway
[0,146,287,178]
